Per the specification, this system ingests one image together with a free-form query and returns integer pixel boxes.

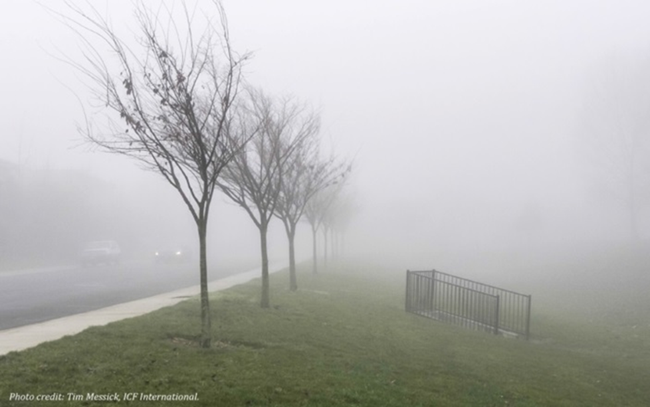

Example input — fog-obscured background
[2,1,650,276]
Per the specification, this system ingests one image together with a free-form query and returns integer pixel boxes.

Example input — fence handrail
[412,269,530,298]
[430,278,501,299]
[409,270,500,298]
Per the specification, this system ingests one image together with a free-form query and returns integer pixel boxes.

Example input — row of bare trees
[216,88,350,308]
[57,1,351,348]
[305,183,355,274]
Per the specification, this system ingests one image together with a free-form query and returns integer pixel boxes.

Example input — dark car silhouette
[80,240,121,266]
[154,246,192,264]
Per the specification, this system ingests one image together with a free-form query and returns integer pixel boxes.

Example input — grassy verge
[0,262,648,406]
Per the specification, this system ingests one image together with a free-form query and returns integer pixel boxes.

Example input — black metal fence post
[406,270,412,313]
[525,295,532,340]
[431,269,437,316]
[494,295,500,335]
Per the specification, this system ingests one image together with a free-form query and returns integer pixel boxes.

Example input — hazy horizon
[3,0,650,269]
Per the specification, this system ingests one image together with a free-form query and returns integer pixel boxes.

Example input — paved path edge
[0,263,286,356]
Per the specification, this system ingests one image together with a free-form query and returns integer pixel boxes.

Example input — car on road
[153,246,192,264]
[80,240,121,266]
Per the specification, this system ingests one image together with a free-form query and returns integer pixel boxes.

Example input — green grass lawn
[0,261,648,406]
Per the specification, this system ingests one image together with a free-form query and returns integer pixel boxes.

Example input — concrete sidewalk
[0,263,285,356]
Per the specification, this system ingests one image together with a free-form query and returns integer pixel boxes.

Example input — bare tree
[56,1,250,348]
[217,89,310,307]
[325,189,357,262]
[273,115,347,290]
[580,52,650,240]
[304,180,348,274]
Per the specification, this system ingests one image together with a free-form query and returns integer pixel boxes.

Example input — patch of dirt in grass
[226,339,267,349]
[303,289,330,296]
[168,336,266,350]
[169,336,200,347]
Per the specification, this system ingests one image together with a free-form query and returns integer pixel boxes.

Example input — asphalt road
[0,260,249,331]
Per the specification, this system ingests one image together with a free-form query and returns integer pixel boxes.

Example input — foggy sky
[2,0,650,262]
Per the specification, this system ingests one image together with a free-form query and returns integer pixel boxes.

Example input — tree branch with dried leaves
[55,0,251,348]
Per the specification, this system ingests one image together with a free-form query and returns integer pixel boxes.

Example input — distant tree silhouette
[580,53,650,240]
[304,180,350,274]
[216,89,311,307]
[273,113,348,290]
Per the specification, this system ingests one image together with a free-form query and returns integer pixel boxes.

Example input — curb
[0,263,286,356]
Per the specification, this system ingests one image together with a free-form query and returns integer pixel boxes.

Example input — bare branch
[52,0,251,348]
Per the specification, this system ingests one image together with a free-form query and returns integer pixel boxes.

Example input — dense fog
[2,0,650,293]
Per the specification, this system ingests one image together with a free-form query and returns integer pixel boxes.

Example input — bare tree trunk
[311,224,318,274]
[288,225,298,291]
[336,232,340,259]
[260,224,270,308]
[323,230,327,268]
[197,219,211,348]
[336,231,339,260]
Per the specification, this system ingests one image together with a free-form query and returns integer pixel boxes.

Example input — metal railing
[405,269,531,339]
